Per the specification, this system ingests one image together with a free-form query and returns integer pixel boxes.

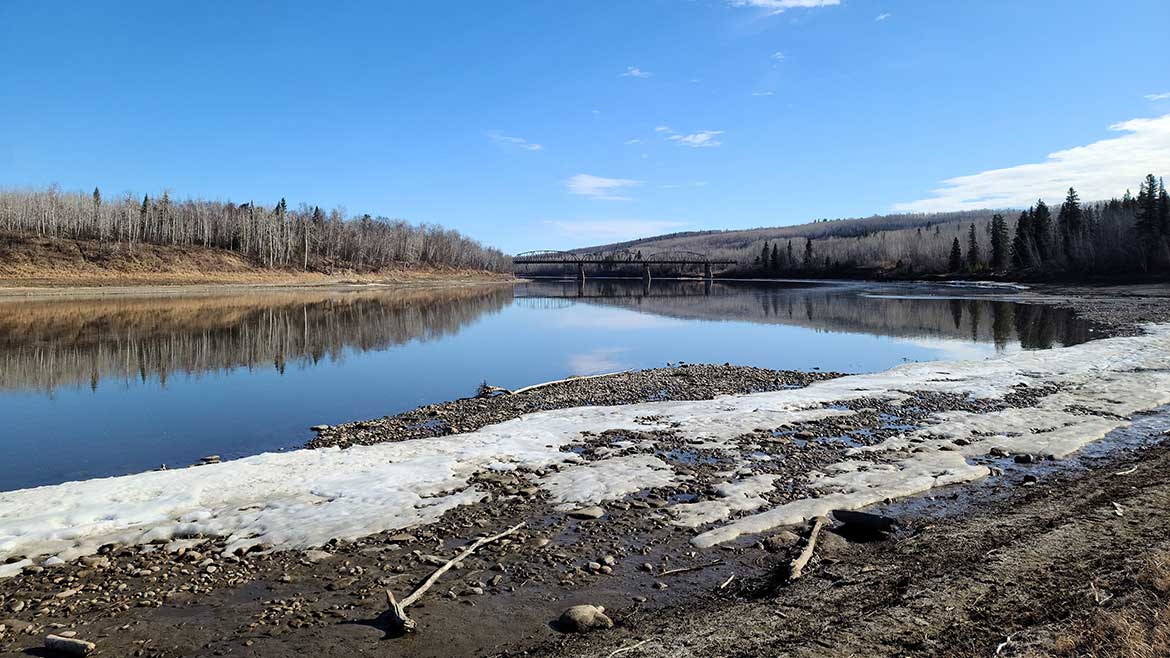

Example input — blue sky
[1,0,1168,253]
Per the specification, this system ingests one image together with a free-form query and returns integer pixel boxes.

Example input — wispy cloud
[543,219,688,243]
[875,12,891,21]
[621,66,651,78]
[752,91,775,96]
[772,51,786,62]
[730,0,841,15]
[486,131,542,151]
[1147,92,1170,101]
[669,130,724,148]
[565,174,643,201]
[654,125,674,133]
[624,138,643,145]
[895,113,1170,212]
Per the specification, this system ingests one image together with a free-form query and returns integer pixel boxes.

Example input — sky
[1,1,1168,254]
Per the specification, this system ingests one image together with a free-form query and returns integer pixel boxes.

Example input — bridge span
[512,250,736,282]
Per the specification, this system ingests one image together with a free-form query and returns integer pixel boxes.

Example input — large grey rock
[557,604,613,633]
[568,506,605,520]
[44,634,96,656]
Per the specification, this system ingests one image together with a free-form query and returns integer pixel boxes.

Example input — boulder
[44,634,96,656]
[557,605,613,633]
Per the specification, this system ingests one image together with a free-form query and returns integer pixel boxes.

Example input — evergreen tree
[989,213,1009,270]
[1159,178,1170,236]
[1031,200,1052,264]
[769,244,780,273]
[786,240,793,266]
[949,237,962,272]
[1135,174,1160,237]
[966,223,980,271]
[803,239,814,269]
[759,241,770,271]
[1012,209,1034,270]
[1058,187,1084,265]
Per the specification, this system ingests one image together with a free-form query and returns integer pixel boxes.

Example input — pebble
[568,506,606,520]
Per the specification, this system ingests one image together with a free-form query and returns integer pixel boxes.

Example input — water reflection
[0,286,512,393]
[515,279,1090,351]
[0,279,1094,490]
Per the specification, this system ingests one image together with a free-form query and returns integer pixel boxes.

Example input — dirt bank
[0,232,510,293]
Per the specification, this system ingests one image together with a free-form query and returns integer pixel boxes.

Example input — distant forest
[581,174,1170,280]
[0,186,511,273]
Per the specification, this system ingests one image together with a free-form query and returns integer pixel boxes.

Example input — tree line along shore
[0,187,512,277]
[576,174,1170,282]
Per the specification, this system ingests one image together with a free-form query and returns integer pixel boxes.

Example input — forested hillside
[579,174,1170,279]
[0,186,511,274]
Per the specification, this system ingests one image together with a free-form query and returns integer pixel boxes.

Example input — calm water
[0,279,1090,491]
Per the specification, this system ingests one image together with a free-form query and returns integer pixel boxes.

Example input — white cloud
[624,138,642,145]
[752,91,775,96]
[876,12,891,21]
[669,130,724,148]
[730,0,840,14]
[1147,92,1170,101]
[622,66,651,78]
[566,174,643,201]
[543,219,688,243]
[568,348,631,375]
[895,113,1170,212]
[654,125,673,133]
[486,131,542,151]
[772,51,786,62]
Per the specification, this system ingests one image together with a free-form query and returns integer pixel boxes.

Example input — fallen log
[385,522,525,632]
[788,516,827,580]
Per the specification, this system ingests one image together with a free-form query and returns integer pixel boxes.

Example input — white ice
[2,325,1169,572]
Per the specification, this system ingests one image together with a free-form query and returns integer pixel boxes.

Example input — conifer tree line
[0,186,511,272]
[744,174,1169,279]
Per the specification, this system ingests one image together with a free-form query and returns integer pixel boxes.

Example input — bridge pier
[703,262,713,280]
[642,262,652,284]
[577,262,585,283]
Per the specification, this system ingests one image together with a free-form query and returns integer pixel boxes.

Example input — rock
[43,556,66,567]
[587,561,602,572]
[556,605,613,633]
[763,530,802,552]
[1022,474,1039,485]
[7,600,26,613]
[989,447,1011,457]
[601,555,616,566]
[79,556,109,569]
[386,533,416,543]
[310,425,330,432]
[652,581,668,590]
[199,455,221,464]
[568,506,605,520]
[1013,453,1039,464]
[303,550,334,564]
[817,530,849,556]
[44,634,96,656]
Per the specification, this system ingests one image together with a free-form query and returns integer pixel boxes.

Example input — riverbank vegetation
[581,174,1170,281]
[0,186,511,275]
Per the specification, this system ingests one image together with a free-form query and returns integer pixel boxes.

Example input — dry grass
[1046,551,1170,658]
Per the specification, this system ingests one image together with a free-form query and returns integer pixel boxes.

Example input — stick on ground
[385,521,526,631]
[788,516,827,581]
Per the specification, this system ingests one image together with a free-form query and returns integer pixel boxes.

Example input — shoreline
[2,286,1170,656]
[0,270,514,301]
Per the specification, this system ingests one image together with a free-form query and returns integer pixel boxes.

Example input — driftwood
[788,516,827,580]
[606,639,652,658]
[385,522,526,632]
[659,559,722,577]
